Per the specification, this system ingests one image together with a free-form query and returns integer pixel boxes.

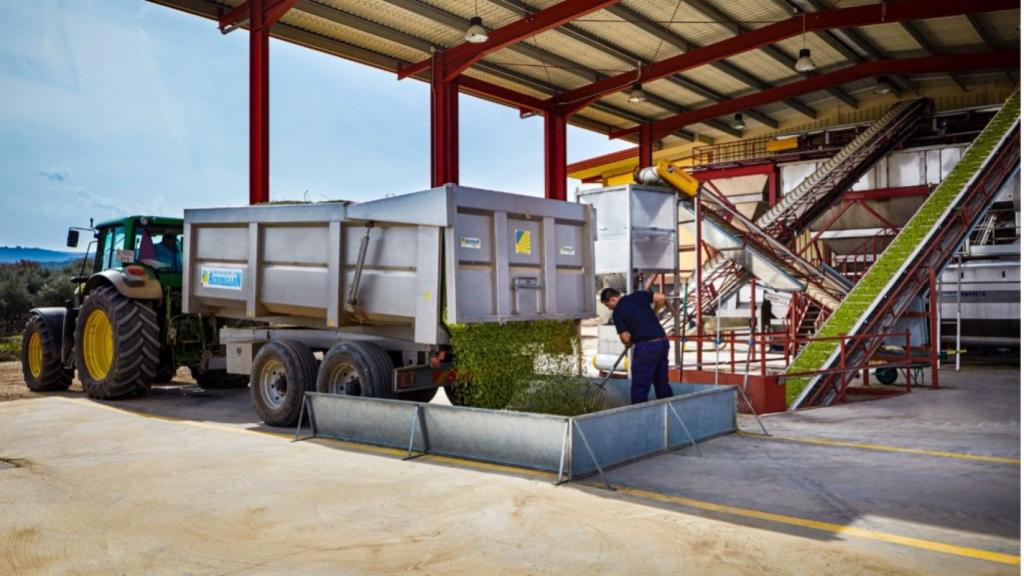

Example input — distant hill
[0,246,82,264]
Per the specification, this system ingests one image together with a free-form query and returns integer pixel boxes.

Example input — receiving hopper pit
[296,380,736,486]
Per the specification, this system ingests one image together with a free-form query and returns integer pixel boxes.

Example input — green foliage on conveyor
[447,320,589,415]
[785,90,1021,404]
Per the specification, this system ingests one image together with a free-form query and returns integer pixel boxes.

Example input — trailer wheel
[317,342,395,399]
[75,286,160,399]
[21,315,72,392]
[250,340,317,427]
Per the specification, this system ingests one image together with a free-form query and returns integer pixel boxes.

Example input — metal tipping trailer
[183,184,596,426]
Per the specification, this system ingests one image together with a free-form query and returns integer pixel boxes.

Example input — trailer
[183,184,597,426]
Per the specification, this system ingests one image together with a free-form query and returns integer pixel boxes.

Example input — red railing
[666,328,917,401]
[837,228,895,280]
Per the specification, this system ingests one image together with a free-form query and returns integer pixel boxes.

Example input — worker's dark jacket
[611,291,666,343]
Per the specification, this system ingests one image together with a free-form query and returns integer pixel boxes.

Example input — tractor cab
[67,216,185,296]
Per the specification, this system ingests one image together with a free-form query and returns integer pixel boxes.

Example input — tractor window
[136,227,183,272]
[99,226,125,271]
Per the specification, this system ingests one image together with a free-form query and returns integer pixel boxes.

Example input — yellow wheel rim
[83,309,114,381]
[27,332,43,378]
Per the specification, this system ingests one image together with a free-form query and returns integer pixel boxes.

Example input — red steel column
[929,268,939,388]
[430,53,459,187]
[638,123,654,169]
[544,112,567,200]
[249,0,269,205]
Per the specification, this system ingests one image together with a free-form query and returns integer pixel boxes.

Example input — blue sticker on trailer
[200,267,244,291]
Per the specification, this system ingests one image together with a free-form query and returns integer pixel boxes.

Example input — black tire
[192,366,249,390]
[398,387,439,403]
[875,367,898,386]
[75,285,160,399]
[250,340,317,427]
[316,342,395,399]
[21,315,72,392]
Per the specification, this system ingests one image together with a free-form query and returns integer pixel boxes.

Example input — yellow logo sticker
[514,229,531,255]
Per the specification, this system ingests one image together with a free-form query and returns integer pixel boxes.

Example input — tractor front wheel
[75,286,160,399]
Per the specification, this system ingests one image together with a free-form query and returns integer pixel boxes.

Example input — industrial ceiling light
[794,13,815,72]
[628,83,646,104]
[795,48,815,72]
[731,113,746,130]
[873,78,894,95]
[465,16,489,44]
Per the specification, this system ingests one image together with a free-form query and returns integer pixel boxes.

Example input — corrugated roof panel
[322,0,464,47]
[706,0,790,25]
[528,28,640,76]
[974,10,1023,47]
[854,22,928,55]
[645,77,711,108]
[417,0,521,29]
[681,65,757,96]
[480,47,587,90]
[461,67,552,101]
[723,50,799,84]
[912,16,994,51]
[280,9,427,64]
[624,0,735,49]
[577,4,697,63]
[575,106,632,130]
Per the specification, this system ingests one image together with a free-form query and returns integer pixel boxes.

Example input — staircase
[678,99,933,321]
[786,90,1021,408]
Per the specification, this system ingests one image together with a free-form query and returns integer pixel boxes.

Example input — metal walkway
[786,90,1021,408]
[678,99,933,320]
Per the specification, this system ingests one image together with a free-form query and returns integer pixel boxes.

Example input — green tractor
[20,215,244,398]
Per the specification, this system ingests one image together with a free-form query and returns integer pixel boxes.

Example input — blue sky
[0,0,630,250]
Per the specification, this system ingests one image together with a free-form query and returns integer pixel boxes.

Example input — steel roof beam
[296,0,679,138]
[604,3,815,119]
[398,0,621,81]
[489,0,743,136]
[380,0,695,141]
[680,0,858,109]
[553,0,1016,115]
[608,50,1018,140]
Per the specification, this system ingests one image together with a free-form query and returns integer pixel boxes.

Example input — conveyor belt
[786,90,1020,408]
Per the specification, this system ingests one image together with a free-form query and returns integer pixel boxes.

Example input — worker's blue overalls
[612,291,674,405]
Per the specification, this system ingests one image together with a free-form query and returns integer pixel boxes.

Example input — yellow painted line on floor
[737,431,1020,465]
[609,485,1020,567]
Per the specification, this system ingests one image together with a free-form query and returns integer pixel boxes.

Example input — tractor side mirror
[66,229,80,248]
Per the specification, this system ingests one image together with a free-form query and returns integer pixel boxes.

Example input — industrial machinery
[184,184,596,426]
[20,215,241,400]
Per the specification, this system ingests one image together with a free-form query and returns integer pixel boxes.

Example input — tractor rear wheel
[316,342,395,399]
[75,285,160,399]
[21,315,72,392]
[250,340,317,427]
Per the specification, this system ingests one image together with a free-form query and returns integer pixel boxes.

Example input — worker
[760,298,775,333]
[153,233,182,271]
[600,280,674,405]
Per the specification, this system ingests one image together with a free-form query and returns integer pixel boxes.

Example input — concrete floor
[0,361,1018,575]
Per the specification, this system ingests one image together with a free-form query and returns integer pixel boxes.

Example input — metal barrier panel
[303,381,737,481]
[421,404,570,472]
[307,393,426,452]
[571,385,736,478]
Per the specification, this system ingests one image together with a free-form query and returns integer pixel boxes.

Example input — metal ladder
[787,90,1021,408]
